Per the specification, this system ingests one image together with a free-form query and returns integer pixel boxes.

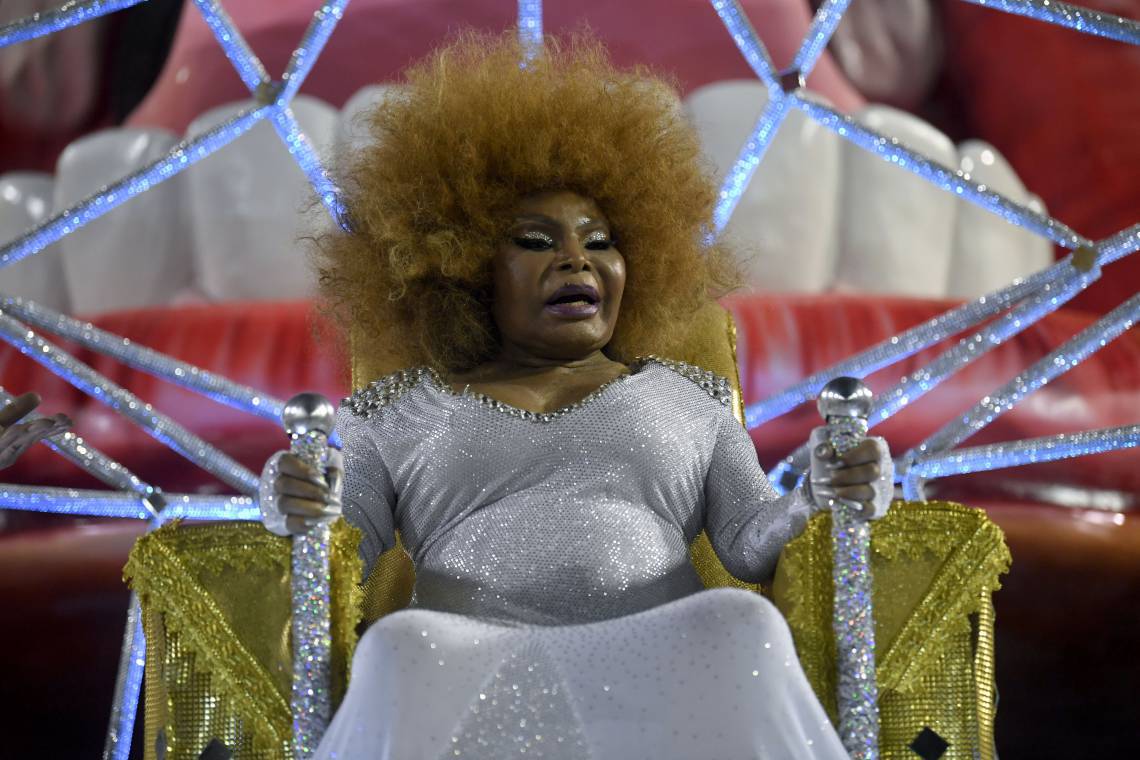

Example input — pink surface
[127,0,864,133]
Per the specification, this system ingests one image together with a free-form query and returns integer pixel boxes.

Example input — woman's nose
[556,241,590,272]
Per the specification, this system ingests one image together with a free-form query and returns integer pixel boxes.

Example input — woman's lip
[544,301,600,318]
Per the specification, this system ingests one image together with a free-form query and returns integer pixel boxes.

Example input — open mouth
[544,284,601,317]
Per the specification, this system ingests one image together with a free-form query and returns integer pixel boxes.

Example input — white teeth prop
[185,95,337,301]
[54,127,194,315]
[835,104,957,298]
[336,85,397,165]
[0,172,69,311]
[947,141,1053,298]
[685,81,840,293]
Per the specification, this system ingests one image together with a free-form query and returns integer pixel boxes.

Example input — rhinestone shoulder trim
[341,367,433,419]
[425,367,631,424]
[633,355,734,406]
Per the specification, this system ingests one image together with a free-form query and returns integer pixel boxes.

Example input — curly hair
[315,30,738,374]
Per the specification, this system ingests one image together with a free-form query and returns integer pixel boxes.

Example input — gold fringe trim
[126,522,292,754]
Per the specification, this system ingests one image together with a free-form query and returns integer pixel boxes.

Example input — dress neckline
[421,362,646,423]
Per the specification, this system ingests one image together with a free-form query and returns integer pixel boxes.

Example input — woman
[262,32,892,759]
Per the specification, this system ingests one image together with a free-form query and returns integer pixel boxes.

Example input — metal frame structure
[0,0,1137,756]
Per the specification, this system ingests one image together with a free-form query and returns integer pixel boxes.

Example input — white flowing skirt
[315,587,846,760]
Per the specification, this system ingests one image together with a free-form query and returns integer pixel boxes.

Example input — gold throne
[127,301,1009,759]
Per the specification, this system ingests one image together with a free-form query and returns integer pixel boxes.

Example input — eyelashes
[582,230,616,250]
[513,231,556,250]
[511,230,617,251]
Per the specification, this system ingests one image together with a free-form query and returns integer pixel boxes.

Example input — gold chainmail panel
[772,499,1011,760]
[125,520,363,760]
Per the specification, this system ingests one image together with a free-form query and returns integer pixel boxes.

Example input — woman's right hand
[258,449,343,535]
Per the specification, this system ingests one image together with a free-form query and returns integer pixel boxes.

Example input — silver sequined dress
[315,358,847,759]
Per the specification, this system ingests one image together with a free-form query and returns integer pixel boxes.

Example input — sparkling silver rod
[518,0,543,57]
[267,108,345,224]
[277,0,351,104]
[283,394,336,758]
[790,94,1091,251]
[0,312,259,494]
[773,267,1095,482]
[906,292,1140,464]
[1097,222,1140,266]
[189,0,347,225]
[792,0,856,74]
[0,104,271,269]
[0,484,258,521]
[710,0,781,87]
[818,378,879,759]
[748,258,1072,427]
[904,423,1140,500]
[958,0,1140,46]
[1,296,284,422]
[189,0,271,90]
[0,385,156,503]
[102,594,146,760]
[0,0,147,49]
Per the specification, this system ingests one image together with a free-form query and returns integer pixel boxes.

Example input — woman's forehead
[512,191,608,225]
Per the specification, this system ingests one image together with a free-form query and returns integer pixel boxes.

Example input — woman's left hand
[807,431,894,520]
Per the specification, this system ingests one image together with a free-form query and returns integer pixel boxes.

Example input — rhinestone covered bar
[0,0,145,49]
[713,95,791,234]
[961,0,1140,45]
[2,297,284,422]
[1097,222,1140,266]
[771,268,1093,485]
[518,0,543,58]
[710,0,780,86]
[907,292,1140,463]
[790,94,1091,250]
[289,428,334,759]
[746,260,1069,429]
[819,384,879,759]
[278,0,350,103]
[0,385,157,503]
[268,107,346,223]
[792,0,856,73]
[189,0,271,90]
[102,596,146,760]
[0,485,153,518]
[910,424,1140,482]
[0,312,259,494]
[0,104,271,269]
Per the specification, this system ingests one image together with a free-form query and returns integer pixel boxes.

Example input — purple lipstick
[544,283,600,318]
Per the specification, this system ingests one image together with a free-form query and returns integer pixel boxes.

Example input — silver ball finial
[817,376,873,421]
[282,392,336,437]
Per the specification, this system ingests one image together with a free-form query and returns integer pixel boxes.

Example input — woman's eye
[584,238,614,251]
[514,236,554,251]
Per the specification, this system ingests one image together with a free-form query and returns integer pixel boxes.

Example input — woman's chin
[534,324,613,360]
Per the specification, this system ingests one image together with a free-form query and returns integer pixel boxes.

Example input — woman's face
[491,191,626,363]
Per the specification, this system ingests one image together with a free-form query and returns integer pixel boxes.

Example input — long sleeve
[703,409,821,585]
[336,405,398,578]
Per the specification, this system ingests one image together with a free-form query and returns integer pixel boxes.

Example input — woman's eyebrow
[513,213,559,225]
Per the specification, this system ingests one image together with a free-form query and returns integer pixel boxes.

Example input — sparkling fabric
[318,588,847,760]
[338,357,817,626]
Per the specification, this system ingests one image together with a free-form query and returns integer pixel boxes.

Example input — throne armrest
[124,520,363,760]
[772,499,1011,760]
